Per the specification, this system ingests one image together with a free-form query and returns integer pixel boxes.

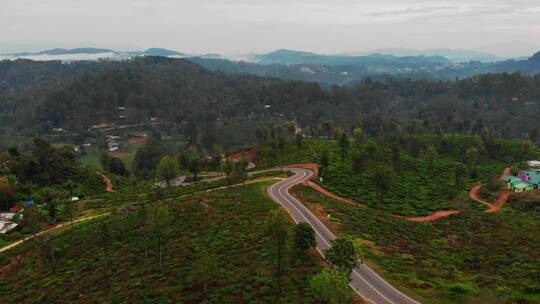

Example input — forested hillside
[1,57,540,150]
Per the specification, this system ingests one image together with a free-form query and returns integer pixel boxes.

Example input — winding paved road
[267,168,420,304]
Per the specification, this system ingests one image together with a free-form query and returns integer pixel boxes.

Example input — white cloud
[0,0,538,57]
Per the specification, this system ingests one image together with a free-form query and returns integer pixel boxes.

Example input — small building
[527,160,540,168]
[504,171,540,192]
[0,213,17,234]
[513,182,533,193]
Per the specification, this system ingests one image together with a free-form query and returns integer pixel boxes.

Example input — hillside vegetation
[292,186,540,303]
[1,58,540,149]
[0,182,324,303]
[257,134,539,216]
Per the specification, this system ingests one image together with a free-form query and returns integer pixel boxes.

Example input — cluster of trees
[130,129,250,185]
[306,124,540,215]
[1,57,540,149]
[0,138,80,211]
[266,209,359,303]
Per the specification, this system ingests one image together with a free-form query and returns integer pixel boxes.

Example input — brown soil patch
[96,172,114,192]
[226,148,258,161]
[404,210,461,222]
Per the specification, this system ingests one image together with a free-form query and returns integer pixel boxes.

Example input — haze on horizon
[1,0,540,57]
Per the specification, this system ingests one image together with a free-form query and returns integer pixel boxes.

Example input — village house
[503,162,540,192]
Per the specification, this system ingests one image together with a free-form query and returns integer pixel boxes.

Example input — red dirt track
[96,172,114,192]
[283,163,459,222]
[469,167,511,213]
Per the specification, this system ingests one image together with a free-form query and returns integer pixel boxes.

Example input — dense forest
[1,57,540,150]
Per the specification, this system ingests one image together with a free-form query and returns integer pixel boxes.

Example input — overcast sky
[1,0,540,57]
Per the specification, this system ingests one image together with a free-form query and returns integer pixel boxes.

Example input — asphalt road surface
[267,168,420,304]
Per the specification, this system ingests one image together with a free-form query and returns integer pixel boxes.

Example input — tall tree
[320,147,330,178]
[221,158,233,177]
[188,157,201,181]
[39,187,62,221]
[295,133,304,149]
[392,144,401,175]
[339,132,349,159]
[194,250,219,298]
[149,203,173,274]
[293,222,316,255]
[266,209,289,299]
[98,222,112,287]
[352,150,367,174]
[465,147,479,177]
[138,202,149,258]
[424,145,438,171]
[229,158,248,184]
[324,236,358,275]
[157,155,180,187]
[364,140,378,159]
[521,140,534,158]
[454,162,468,190]
[372,165,394,201]
[309,269,352,304]
[0,177,14,211]
[211,144,224,171]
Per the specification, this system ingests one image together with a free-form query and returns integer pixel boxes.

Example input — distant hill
[347,48,501,62]
[2,47,192,61]
[13,48,115,56]
[128,48,186,57]
[253,49,451,66]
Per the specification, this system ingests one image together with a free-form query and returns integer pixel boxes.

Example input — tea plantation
[292,185,540,303]
[0,182,324,303]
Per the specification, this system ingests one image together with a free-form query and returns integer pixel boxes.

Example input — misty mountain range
[1,47,540,86]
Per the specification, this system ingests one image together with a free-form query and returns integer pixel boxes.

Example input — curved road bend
[267,168,420,304]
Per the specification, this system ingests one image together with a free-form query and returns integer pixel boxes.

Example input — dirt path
[0,213,110,254]
[299,170,460,222]
[501,167,512,180]
[470,184,509,213]
[469,167,511,213]
[282,163,461,223]
[404,210,462,222]
[96,172,114,192]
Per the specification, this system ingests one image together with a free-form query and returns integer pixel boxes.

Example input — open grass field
[0,182,324,303]
[292,185,540,304]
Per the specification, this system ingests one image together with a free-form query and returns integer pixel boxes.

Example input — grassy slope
[292,185,540,304]
[0,182,323,303]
